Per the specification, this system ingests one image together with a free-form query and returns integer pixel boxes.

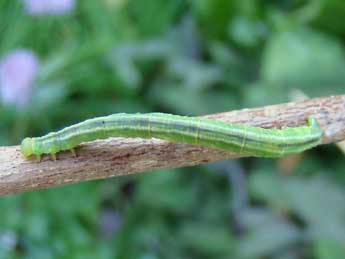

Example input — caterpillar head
[21,138,34,157]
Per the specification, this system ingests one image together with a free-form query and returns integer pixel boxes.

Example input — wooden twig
[0,95,344,197]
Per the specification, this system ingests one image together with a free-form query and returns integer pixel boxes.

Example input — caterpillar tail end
[307,117,323,147]
[36,155,42,162]
[307,117,323,135]
[70,148,77,157]
[307,117,318,127]
[51,153,57,161]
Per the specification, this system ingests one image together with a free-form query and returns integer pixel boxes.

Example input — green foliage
[0,0,344,258]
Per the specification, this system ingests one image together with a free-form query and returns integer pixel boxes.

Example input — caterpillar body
[20,113,323,160]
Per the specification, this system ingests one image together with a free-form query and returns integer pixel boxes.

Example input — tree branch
[1,95,344,196]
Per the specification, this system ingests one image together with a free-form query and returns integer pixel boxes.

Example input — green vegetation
[0,0,344,258]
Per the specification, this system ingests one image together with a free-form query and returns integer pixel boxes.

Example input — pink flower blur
[23,0,76,16]
[0,49,39,108]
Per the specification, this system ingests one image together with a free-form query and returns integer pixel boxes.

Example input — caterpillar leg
[51,153,57,161]
[36,155,42,162]
[307,117,318,126]
[70,148,77,157]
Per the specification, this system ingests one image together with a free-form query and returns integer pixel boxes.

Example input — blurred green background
[0,0,344,258]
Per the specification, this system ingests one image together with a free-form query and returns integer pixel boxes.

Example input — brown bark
[0,95,344,196]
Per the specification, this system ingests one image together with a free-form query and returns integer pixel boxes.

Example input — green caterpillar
[21,113,323,161]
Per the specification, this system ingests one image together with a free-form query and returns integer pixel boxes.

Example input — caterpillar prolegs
[20,113,323,161]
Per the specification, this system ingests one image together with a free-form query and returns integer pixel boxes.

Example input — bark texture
[0,95,344,196]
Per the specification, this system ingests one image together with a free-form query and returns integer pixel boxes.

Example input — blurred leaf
[229,16,267,48]
[262,28,345,86]
[166,57,223,90]
[249,171,291,212]
[312,0,345,37]
[192,0,235,39]
[251,172,345,244]
[179,223,235,257]
[209,42,254,87]
[238,219,301,259]
[247,27,345,106]
[107,40,173,90]
[31,83,68,109]
[315,238,345,259]
[135,170,198,214]
[149,84,238,115]
[283,176,345,226]
[126,0,183,36]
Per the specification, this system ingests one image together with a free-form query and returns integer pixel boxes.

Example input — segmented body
[20,113,323,159]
